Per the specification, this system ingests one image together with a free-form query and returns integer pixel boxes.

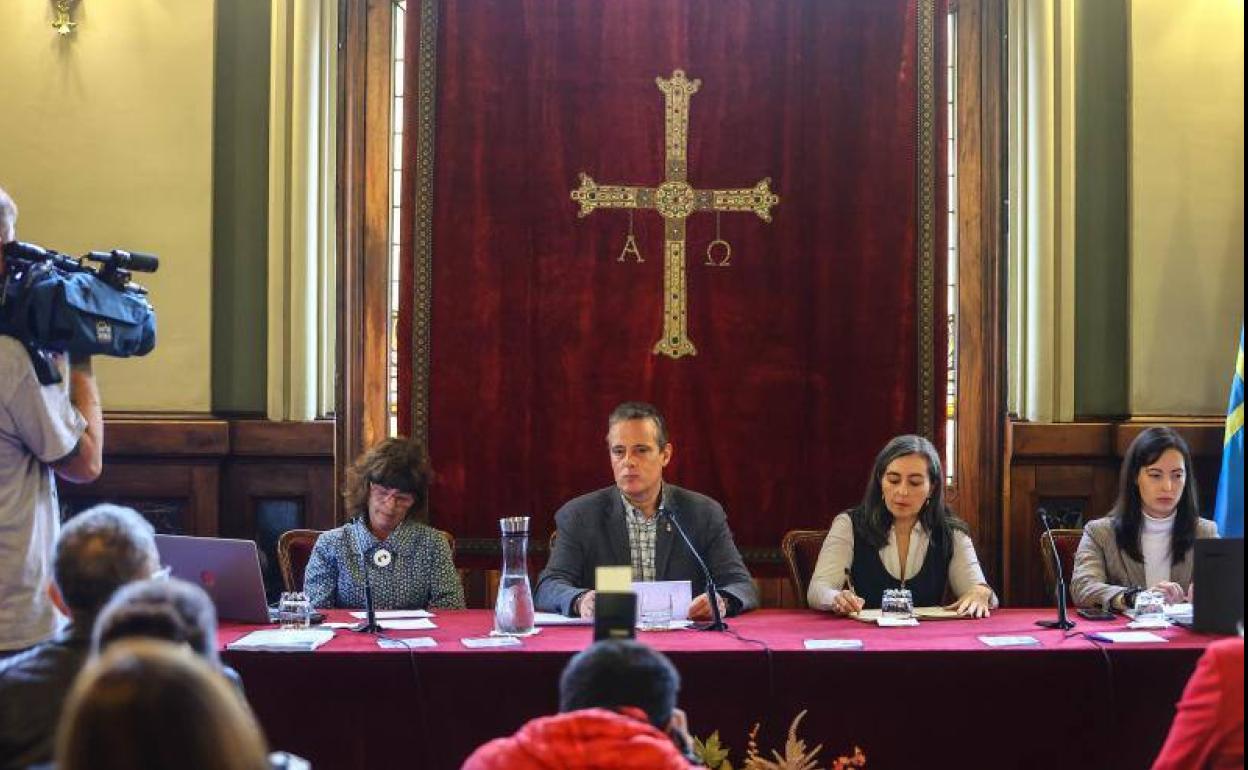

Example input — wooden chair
[1039,529,1084,603]
[277,527,457,593]
[780,529,830,608]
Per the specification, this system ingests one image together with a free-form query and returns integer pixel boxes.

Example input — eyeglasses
[370,482,416,507]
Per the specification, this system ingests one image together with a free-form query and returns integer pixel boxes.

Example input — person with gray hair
[1,183,105,662]
[0,504,157,769]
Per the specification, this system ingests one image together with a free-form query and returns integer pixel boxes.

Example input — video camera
[0,240,159,385]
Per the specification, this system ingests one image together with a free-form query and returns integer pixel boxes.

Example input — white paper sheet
[1089,631,1168,643]
[377,637,437,649]
[804,639,864,650]
[978,635,1040,647]
[632,580,694,620]
[533,612,593,626]
[227,628,335,652]
[349,610,434,619]
[379,618,437,630]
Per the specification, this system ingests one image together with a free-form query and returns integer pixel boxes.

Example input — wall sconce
[52,0,80,36]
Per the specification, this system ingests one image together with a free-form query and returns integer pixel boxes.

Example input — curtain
[398,0,947,565]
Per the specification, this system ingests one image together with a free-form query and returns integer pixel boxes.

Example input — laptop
[155,535,272,624]
[1190,537,1244,635]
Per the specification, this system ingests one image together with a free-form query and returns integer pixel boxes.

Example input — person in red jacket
[462,640,693,769]
[1152,636,1244,770]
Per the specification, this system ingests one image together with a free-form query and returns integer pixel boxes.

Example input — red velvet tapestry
[397,0,948,567]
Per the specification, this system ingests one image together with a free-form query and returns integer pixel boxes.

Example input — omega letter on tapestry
[570,70,781,359]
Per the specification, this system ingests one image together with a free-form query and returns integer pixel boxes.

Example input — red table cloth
[219,609,1217,769]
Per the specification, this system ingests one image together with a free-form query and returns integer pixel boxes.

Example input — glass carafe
[493,516,535,635]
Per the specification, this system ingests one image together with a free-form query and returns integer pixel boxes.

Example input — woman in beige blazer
[1072,427,1219,611]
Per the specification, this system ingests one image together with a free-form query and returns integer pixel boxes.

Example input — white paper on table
[1089,631,1168,643]
[228,628,335,652]
[632,580,694,620]
[876,616,920,627]
[804,639,864,650]
[321,622,356,629]
[377,637,437,649]
[379,618,437,630]
[349,610,434,619]
[533,612,593,626]
[461,636,522,648]
[1127,617,1172,629]
[978,635,1040,647]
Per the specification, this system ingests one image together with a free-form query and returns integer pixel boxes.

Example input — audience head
[343,437,432,524]
[559,639,680,729]
[56,639,269,770]
[0,185,16,246]
[854,434,966,548]
[53,504,159,628]
[93,577,221,666]
[1112,426,1201,563]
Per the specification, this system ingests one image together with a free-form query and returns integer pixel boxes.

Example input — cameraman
[0,185,103,658]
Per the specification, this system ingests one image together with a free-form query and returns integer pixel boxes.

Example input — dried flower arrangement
[693,710,866,770]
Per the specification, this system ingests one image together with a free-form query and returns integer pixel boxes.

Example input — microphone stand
[1035,508,1076,630]
[352,518,383,634]
[662,509,727,632]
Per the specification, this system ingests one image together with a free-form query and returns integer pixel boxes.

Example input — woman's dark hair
[850,434,968,551]
[1111,426,1200,565]
[341,438,433,520]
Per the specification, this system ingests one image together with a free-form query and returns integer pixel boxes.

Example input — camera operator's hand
[51,354,103,483]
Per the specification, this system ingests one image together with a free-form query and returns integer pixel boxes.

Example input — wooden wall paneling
[62,460,221,536]
[1005,420,1223,606]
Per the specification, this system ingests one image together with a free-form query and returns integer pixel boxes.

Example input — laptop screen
[155,535,271,624]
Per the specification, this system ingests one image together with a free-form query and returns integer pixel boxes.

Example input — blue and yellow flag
[1214,326,1244,537]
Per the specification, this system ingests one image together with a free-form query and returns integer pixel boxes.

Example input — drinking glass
[880,588,914,619]
[638,593,674,631]
[1133,589,1166,622]
[279,592,312,629]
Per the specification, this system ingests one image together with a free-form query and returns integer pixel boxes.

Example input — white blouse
[1141,511,1176,588]
[807,512,996,610]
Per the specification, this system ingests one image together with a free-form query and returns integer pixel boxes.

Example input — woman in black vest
[807,435,996,616]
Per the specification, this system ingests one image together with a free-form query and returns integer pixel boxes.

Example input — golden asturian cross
[570,70,780,359]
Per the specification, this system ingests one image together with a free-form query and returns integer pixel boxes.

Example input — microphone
[1035,507,1076,630]
[661,507,727,632]
[352,518,383,634]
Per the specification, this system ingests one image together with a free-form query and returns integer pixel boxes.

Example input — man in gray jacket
[535,402,758,620]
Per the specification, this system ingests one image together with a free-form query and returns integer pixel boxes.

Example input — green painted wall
[212,0,271,414]
[1073,0,1130,419]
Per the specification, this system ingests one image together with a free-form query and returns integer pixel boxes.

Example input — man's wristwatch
[1121,587,1142,610]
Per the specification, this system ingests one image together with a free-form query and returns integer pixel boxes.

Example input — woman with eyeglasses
[303,438,465,609]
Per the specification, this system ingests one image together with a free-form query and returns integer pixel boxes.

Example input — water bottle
[493,516,535,635]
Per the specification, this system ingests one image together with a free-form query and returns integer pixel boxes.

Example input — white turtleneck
[1141,511,1176,588]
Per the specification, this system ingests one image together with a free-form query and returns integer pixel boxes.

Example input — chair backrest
[277,526,456,593]
[781,529,830,608]
[278,529,322,594]
[1039,529,1083,602]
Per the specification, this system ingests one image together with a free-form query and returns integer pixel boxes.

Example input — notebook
[155,534,272,623]
[1190,537,1244,635]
